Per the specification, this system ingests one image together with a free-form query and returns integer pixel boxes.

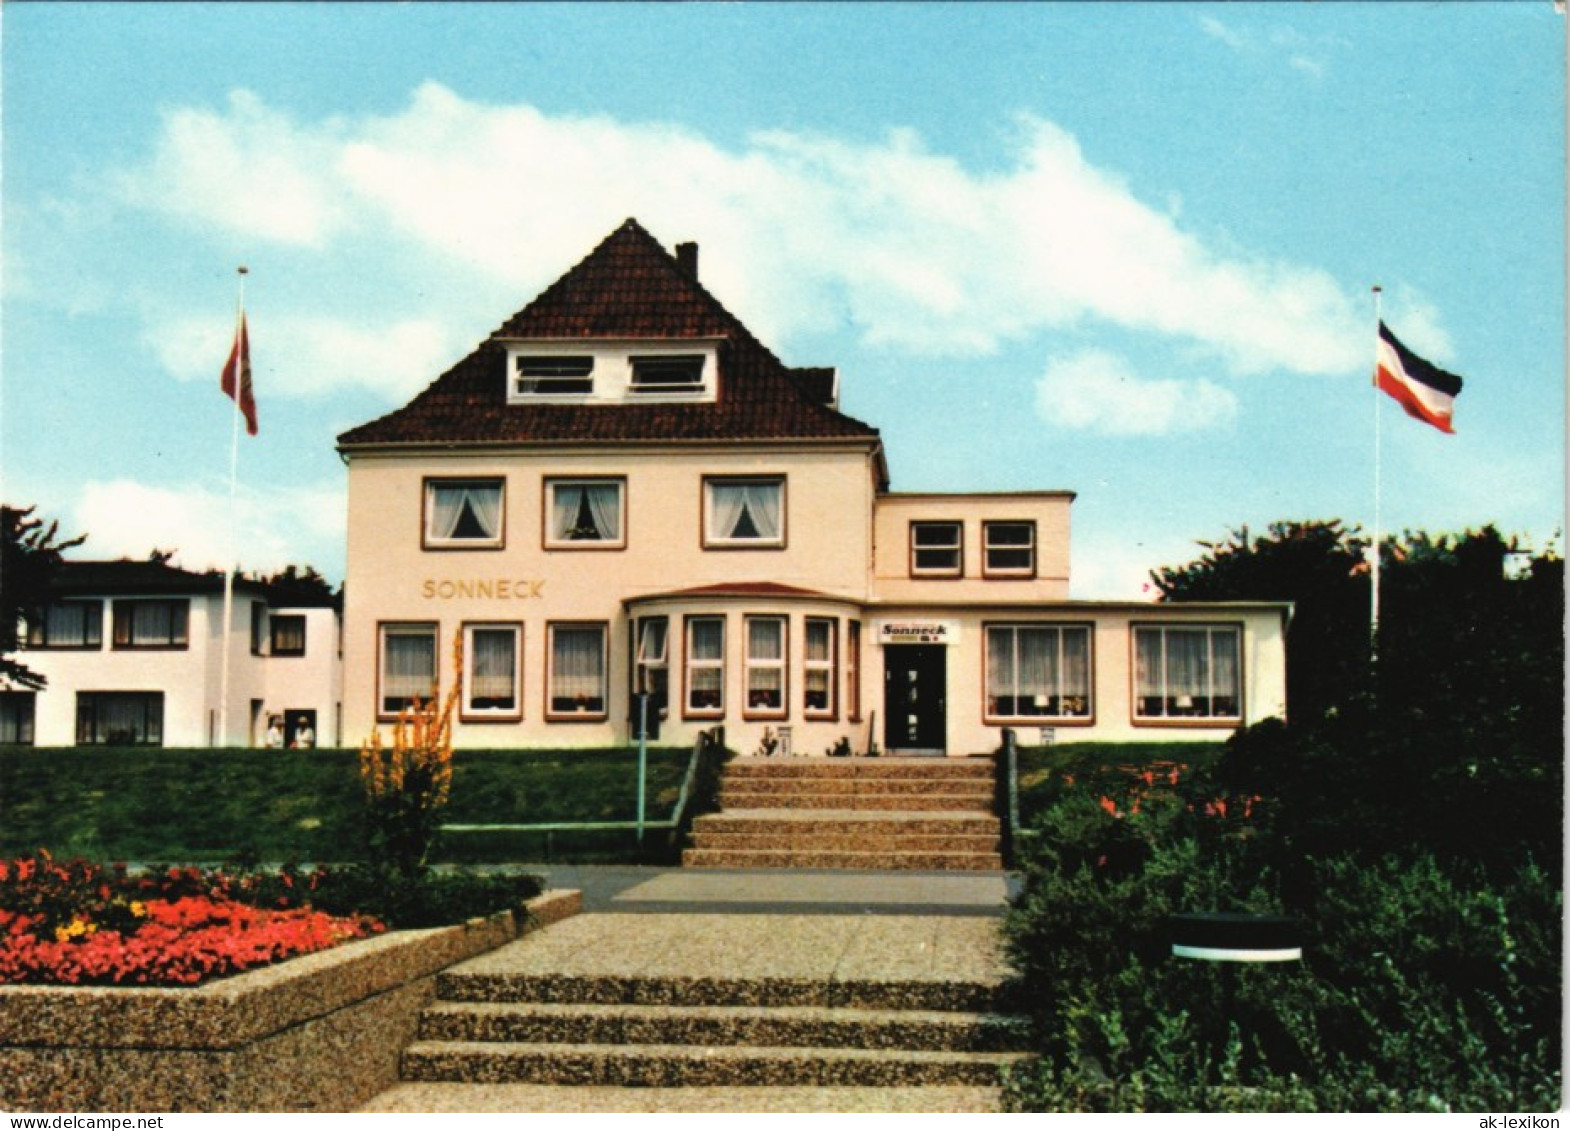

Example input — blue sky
[3,3,1563,595]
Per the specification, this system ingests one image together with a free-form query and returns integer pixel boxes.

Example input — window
[1134,625,1242,722]
[744,616,787,717]
[805,618,837,718]
[25,601,102,649]
[251,602,268,655]
[911,522,963,577]
[846,620,862,722]
[515,356,594,396]
[685,616,726,716]
[77,692,163,746]
[548,624,608,719]
[424,479,504,548]
[380,623,437,717]
[630,354,705,393]
[545,478,625,547]
[704,478,785,547]
[270,614,306,657]
[986,625,1092,722]
[0,693,35,745]
[983,521,1036,577]
[464,624,521,719]
[635,617,670,718]
[112,600,188,649]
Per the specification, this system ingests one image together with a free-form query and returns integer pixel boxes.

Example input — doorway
[883,644,946,754]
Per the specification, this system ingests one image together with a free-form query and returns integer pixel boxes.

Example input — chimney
[675,241,698,279]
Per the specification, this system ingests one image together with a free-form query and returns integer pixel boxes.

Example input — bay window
[685,616,726,716]
[805,617,837,718]
[424,479,504,548]
[635,617,670,718]
[1134,625,1242,722]
[464,624,521,719]
[744,616,787,717]
[380,623,437,717]
[704,477,785,547]
[548,623,607,719]
[985,624,1092,722]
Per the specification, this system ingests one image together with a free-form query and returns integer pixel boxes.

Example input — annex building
[336,220,1289,757]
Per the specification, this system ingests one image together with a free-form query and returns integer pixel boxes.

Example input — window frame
[629,354,707,395]
[1131,623,1245,726]
[76,691,164,746]
[422,477,506,551]
[983,623,1095,725]
[846,620,862,722]
[269,614,307,657]
[378,622,439,721]
[683,615,727,719]
[0,692,36,745]
[910,521,964,578]
[542,477,627,550]
[804,617,838,720]
[982,520,1037,579]
[634,616,670,720]
[513,355,595,398]
[462,622,523,722]
[24,600,103,650]
[702,476,787,550]
[546,622,609,722]
[111,599,189,651]
[743,615,788,720]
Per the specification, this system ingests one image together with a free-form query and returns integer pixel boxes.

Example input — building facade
[336,220,1290,756]
[5,561,341,748]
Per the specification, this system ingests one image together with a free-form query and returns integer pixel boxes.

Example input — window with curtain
[704,478,785,547]
[846,620,862,722]
[546,479,624,546]
[549,624,607,717]
[112,600,189,649]
[636,618,669,716]
[985,625,1092,721]
[464,624,520,716]
[805,618,836,717]
[25,601,102,649]
[0,693,35,745]
[424,479,504,548]
[685,616,726,715]
[745,616,786,716]
[380,623,437,716]
[76,692,163,745]
[911,522,963,577]
[270,614,307,656]
[1134,625,1242,721]
[983,521,1036,577]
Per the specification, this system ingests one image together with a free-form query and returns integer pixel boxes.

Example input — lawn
[0,746,695,863]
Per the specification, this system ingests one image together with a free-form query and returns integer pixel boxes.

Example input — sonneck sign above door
[876,621,959,646]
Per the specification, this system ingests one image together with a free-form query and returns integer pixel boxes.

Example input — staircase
[683,756,1004,871]
[399,921,1031,1088]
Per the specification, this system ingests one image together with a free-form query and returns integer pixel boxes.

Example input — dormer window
[515,356,594,396]
[631,355,705,394]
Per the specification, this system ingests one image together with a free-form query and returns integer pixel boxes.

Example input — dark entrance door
[883,645,946,754]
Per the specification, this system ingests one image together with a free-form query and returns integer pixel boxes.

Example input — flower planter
[0,889,581,1112]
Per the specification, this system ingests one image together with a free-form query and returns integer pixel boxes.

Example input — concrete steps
[687,757,1004,871]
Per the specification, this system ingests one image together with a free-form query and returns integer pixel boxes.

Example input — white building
[335,220,1290,756]
[3,561,341,748]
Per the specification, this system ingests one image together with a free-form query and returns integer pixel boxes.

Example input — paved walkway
[362,867,1022,1113]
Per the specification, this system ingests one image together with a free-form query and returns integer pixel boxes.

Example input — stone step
[721,775,996,798]
[436,971,1007,1013]
[683,848,1005,871]
[418,1001,1030,1052]
[717,789,995,812]
[694,810,1001,838]
[724,757,996,780]
[401,1039,1031,1088]
[688,831,1000,854]
[362,1082,1005,1114]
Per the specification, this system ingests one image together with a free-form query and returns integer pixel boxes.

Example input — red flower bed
[0,852,384,986]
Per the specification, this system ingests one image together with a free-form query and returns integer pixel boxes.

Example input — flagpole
[1370,285,1383,668]
[218,266,247,748]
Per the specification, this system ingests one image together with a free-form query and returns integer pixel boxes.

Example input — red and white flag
[220,313,258,436]
[1375,321,1463,434]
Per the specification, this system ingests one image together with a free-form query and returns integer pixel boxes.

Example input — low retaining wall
[0,888,582,1112]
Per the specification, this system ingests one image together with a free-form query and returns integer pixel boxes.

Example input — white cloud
[113,84,1370,397]
[75,479,344,578]
[1036,350,1239,436]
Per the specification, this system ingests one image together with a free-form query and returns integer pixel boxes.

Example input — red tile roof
[338,220,883,462]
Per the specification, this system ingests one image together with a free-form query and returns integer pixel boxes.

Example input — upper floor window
[515,356,594,396]
[983,521,1036,578]
[630,355,705,394]
[545,478,625,548]
[985,624,1091,722]
[911,522,963,578]
[250,602,267,655]
[112,600,188,650]
[25,600,102,650]
[425,479,504,549]
[1134,625,1242,723]
[704,477,785,548]
[270,614,307,657]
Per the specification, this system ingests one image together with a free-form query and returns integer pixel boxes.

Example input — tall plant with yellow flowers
[358,632,461,878]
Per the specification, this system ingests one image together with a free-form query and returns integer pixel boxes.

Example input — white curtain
[1167,631,1209,701]
[986,628,1013,705]
[747,618,784,703]
[430,483,499,540]
[1211,630,1240,707]
[1135,631,1163,708]
[552,627,604,706]
[688,619,724,705]
[384,630,436,703]
[741,484,781,540]
[1061,629,1090,706]
[551,483,620,541]
[469,629,516,704]
[711,482,780,540]
[710,484,748,539]
[1018,629,1053,711]
[585,484,619,540]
